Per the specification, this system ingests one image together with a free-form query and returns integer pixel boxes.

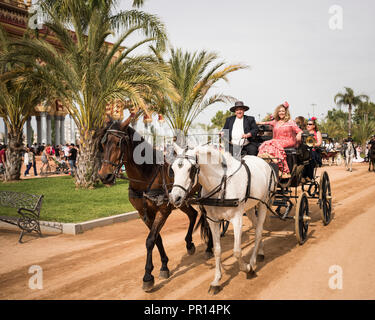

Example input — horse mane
[103,119,165,176]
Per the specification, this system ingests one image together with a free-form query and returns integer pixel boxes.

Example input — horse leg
[155,233,170,279]
[207,219,222,295]
[142,210,170,292]
[205,228,214,259]
[245,207,257,230]
[232,213,247,272]
[245,206,265,260]
[180,205,197,255]
[247,203,267,275]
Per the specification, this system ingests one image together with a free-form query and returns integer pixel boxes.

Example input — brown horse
[98,117,213,292]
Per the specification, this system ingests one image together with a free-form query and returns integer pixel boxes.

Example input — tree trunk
[74,130,101,189]
[4,131,24,181]
[348,104,352,135]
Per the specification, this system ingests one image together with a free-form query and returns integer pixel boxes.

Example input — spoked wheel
[319,171,332,225]
[295,192,310,245]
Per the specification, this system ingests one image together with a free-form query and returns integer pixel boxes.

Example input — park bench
[0,191,44,243]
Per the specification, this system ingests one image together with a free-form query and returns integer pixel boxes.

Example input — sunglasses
[307,123,314,125]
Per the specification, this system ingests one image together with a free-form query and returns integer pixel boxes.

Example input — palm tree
[0,26,47,181]
[7,0,170,188]
[334,87,369,135]
[154,48,247,136]
[354,101,375,124]
[352,119,375,148]
[319,118,347,142]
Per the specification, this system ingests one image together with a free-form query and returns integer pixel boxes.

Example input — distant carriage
[320,133,342,166]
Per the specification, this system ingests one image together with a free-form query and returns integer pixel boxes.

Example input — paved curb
[0,211,140,236]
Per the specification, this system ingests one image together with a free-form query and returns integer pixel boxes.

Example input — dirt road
[1,163,374,299]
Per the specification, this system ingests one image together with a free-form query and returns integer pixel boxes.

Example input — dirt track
[1,162,375,300]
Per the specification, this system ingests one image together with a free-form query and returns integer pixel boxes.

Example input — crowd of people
[20,143,78,177]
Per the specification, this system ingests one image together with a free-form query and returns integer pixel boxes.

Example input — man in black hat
[220,101,259,158]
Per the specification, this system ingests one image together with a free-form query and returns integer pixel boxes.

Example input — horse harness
[172,152,251,208]
[101,126,171,223]
[171,152,278,223]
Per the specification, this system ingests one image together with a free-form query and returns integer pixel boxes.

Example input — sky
[119,0,375,124]
[1,0,375,135]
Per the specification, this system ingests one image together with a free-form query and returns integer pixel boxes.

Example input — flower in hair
[309,117,317,121]
[283,101,289,108]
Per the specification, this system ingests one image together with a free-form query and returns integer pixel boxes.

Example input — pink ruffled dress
[258,120,302,173]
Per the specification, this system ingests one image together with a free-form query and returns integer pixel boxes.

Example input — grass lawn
[0,176,136,223]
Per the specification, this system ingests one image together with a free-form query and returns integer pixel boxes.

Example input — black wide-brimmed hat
[230,101,249,112]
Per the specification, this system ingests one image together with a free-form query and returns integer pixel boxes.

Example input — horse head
[98,116,132,185]
[169,143,199,207]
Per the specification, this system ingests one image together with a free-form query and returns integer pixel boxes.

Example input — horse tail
[194,205,210,243]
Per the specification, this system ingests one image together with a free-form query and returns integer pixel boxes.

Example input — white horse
[169,144,277,294]
[345,141,355,172]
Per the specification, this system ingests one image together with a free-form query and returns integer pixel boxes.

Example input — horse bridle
[101,126,130,175]
[171,154,200,196]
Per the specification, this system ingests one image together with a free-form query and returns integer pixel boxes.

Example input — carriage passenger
[326,139,334,152]
[302,117,323,181]
[295,116,307,130]
[220,101,259,158]
[257,102,302,179]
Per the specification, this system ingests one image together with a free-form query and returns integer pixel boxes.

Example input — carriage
[320,133,342,166]
[220,125,333,245]
[98,118,333,293]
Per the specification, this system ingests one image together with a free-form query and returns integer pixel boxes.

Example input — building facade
[0,0,126,146]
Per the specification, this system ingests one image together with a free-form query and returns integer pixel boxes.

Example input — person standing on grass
[68,143,77,177]
[40,145,51,174]
[30,147,38,176]
[63,143,70,161]
[23,147,33,177]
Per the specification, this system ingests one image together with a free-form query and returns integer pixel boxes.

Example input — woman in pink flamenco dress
[258,102,302,178]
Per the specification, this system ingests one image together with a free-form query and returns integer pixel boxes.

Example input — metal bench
[0,191,44,243]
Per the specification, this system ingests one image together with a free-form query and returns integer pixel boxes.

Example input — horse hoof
[208,285,221,295]
[257,254,265,262]
[159,270,170,280]
[205,251,214,259]
[142,279,155,292]
[246,269,257,279]
[187,243,196,255]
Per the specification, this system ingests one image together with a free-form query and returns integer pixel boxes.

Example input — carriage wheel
[319,171,332,225]
[295,192,310,245]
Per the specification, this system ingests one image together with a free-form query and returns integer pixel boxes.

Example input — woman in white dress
[353,145,364,162]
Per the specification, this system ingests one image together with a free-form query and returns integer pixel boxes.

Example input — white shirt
[232,117,245,145]
[24,152,30,165]
[63,146,69,157]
